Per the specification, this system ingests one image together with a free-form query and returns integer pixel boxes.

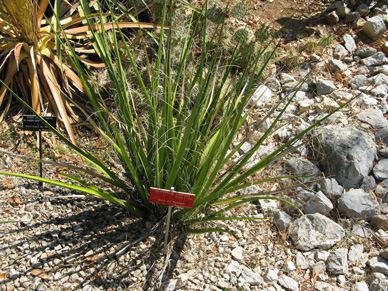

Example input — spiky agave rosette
[0,0,162,144]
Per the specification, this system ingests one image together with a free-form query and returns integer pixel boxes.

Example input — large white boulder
[289,213,345,251]
[314,125,376,189]
[363,16,387,40]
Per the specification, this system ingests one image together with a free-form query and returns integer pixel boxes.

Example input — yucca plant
[0,0,352,235]
[0,0,161,144]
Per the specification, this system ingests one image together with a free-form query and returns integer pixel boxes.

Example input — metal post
[39,130,43,188]
[164,187,174,248]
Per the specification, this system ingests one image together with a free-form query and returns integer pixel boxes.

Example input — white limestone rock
[368,257,388,277]
[303,191,334,215]
[351,281,369,291]
[343,34,357,53]
[296,252,314,269]
[314,282,347,291]
[363,16,387,40]
[231,247,244,261]
[328,59,348,72]
[239,265,263,286]
[325,11,340,24]
[368,272,388,291]
[327,248,348,275]
[289,213,345,251]
[361,52,388,66]
[333,44,349,60]
[376,127,388,144]
[368,73,388,85]
[264,77,282,92]
[318,178,344,200]
[371,214,388,231]
[357,108,388,129]
[374,159,388,180]
[314,126,377,189]
[316,79,337,95]
[338,189,377,221]
[249,85,272,107]
[264,269,279,282]
[349,75,367,89]
[278,275,299,290]
[273,210,292,231]
[285,157,320,183]
[315,96,340,113]
[355,46,377,58]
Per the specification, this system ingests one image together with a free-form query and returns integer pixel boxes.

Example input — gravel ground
[0,177,154,290]
[0,161,380,291]
[0,170,276,291]
[0,141,280,291]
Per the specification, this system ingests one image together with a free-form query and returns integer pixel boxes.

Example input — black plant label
[22,115,57,131]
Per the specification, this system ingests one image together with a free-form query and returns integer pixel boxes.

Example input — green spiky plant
[0,0,352,235]
[234,28,249,43]
[231,2,248,19]
[255,24,271,45]
[301,34,335,54]
[206,4,225,24]
[278,49,303,71]
[207,1,248,24]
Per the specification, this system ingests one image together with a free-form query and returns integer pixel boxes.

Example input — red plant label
[149,188,195,209]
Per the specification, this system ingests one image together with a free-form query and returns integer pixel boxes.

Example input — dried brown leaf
[37,56,77,145]
[293,267,300,276]
[13,43,24,69]
[37,0,49,24]
[0,179,10,186]
[64,22,164,35]
[210,244,219,253]
[30,269,49,279]
[0,58,17,107]
[14,197,22,205]
[313,273,318,284]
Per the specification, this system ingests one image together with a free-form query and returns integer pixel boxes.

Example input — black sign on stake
[23,115,57,131]
[22,115,57,187]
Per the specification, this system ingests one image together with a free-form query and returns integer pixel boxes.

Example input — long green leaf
[0,80,130,194]
[185,216,263,226]
[0,171,144,216]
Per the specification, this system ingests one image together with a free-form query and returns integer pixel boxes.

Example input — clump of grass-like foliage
[0,0,350,235]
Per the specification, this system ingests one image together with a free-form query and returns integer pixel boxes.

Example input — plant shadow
[275,3,330,43]
[0,183,186,291]
[276,17,316,42]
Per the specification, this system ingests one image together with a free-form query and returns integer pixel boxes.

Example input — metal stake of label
[39,130,43,188]
[164,187,174,248]
[22,115,57,189]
